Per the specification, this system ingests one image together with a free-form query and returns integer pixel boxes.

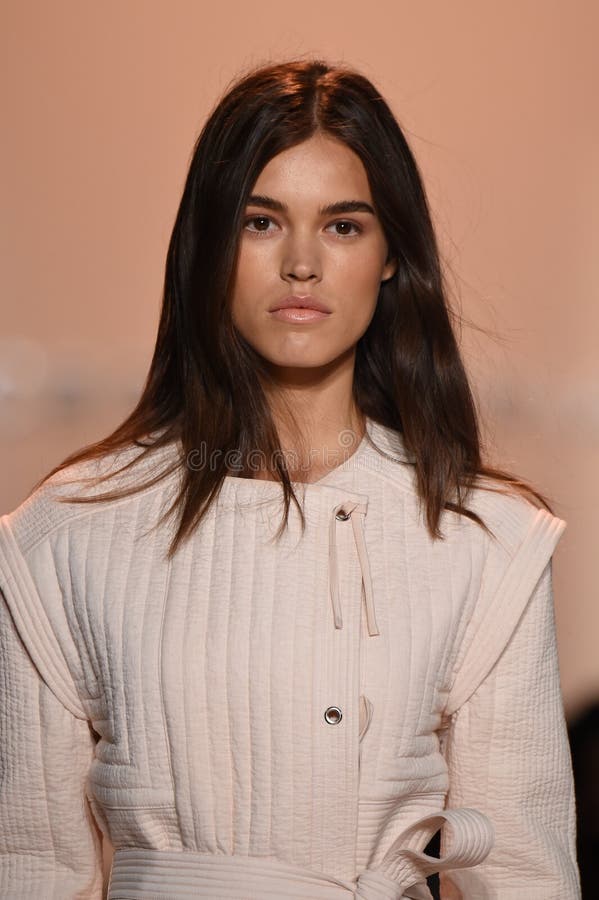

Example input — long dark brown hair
[34,57,554,557]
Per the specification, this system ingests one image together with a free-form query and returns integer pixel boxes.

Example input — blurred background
[1,1,597,895]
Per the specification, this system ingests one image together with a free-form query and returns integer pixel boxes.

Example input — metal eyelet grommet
[335,509,350,521]
[324,705,343,725]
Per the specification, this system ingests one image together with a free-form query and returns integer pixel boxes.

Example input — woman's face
[230,133,396,376]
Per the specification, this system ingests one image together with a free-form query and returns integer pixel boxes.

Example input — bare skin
[230,132,397,481]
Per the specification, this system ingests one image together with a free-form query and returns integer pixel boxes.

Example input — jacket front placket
[309,491,374,882]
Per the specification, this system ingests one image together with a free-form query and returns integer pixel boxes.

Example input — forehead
[251,134,372,204]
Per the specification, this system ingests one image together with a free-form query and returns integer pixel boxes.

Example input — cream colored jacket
[0,418,581,898]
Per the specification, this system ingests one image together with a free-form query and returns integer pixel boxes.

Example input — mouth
[269,307,331,323]
[268,295,332,322]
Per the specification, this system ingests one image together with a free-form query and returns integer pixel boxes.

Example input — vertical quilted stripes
[0,593,104,897]
[0,420,580,896]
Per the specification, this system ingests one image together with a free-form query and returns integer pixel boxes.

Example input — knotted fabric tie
[354,807,495,899]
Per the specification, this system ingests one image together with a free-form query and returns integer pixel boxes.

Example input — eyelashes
[242,215,363,238]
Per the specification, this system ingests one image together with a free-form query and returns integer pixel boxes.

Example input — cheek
[231,252,264,324]
[341,254,384,312]
[342,272,383,338]
[234,248,260,295]
[332,240,387,286]
[356,247,388,285]
[346,298,379,340]
[234,241,276,293]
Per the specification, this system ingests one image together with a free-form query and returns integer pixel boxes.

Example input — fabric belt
[107,807,494,899]
[107,849,357,899]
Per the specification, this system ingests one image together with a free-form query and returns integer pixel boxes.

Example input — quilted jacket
[0,417,581,898]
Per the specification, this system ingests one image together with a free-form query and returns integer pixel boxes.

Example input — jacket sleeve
[0,590,105,898]
[0,487,105,898]
[439,560,581,898]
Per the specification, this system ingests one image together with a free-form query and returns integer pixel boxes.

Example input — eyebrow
[246,194,376,217]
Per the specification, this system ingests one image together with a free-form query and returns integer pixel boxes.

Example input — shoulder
[360,424,567,610]
[463,476,567,559]
[443,480,566,715]
[2,439,182,556]
[363,419,566,546]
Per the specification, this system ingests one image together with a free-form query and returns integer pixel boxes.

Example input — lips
[270,307,330,323]
[269,295,332,314]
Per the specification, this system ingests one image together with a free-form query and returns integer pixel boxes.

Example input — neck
[259,357,365,482]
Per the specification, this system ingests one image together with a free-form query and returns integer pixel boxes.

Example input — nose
[280,232,322,285]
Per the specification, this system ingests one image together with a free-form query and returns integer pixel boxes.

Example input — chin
[249,335,356,372]
[264,346,355,372]
[268,357,335,371]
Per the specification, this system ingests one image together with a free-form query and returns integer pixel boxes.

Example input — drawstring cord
[329,500,380,636]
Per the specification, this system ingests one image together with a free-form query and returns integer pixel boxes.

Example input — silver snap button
[335,509,350,521]
[324,705,343,725]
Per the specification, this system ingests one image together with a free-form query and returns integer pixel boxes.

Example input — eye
[242,215,363,237]
[243,215,276,234]
[327,220,362,237]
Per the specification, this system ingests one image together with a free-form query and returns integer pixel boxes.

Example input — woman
[0,59,581,898]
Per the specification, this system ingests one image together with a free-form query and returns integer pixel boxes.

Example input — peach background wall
[1,0,597,733]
